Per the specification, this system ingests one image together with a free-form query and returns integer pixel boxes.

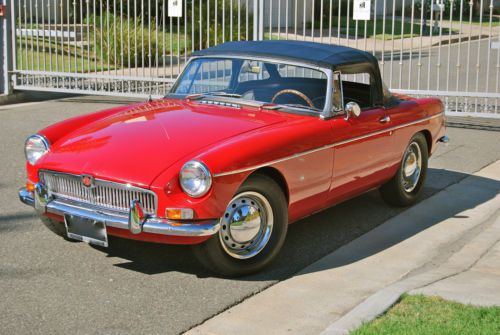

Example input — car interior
[231,62,373,110]
[174,58,375,111]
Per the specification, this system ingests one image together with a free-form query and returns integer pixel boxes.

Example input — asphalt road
[0,96,499,335]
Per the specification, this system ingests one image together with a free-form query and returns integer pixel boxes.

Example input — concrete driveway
[0,96,499,334]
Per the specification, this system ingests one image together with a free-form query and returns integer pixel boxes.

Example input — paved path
[412,240,500,307]
[0,96,499,335]
[411,224,500,307]
[274,19,498,53]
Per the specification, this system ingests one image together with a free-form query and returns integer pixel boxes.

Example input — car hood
[38,99,287,187]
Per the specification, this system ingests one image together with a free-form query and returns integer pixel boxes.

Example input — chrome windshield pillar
[321,68,335,120]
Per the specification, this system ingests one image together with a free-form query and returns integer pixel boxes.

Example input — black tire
[193,174,288,277]
[379,133,428,207]
[40,216,79,242]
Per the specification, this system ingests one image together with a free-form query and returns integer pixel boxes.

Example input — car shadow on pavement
[0,212,40,233]
[91,168,499,281]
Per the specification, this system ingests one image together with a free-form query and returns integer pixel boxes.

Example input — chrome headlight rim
[24,134,50,166]
[179,160,212,198]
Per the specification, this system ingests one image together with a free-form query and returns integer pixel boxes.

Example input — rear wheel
[194,174,288,277]
[380,133,428,206]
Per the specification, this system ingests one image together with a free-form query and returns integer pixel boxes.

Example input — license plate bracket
[64,214,108,247]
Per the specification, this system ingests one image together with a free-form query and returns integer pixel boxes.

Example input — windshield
[170,57,329,112]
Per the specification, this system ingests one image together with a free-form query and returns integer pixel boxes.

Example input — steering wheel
[312,96,326,109]
[271,89,315,108]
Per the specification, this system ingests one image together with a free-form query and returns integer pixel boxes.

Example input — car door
[327,75,397,204]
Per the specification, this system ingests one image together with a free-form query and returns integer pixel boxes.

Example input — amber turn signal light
[165,208,194,220]
[26,182,35,193]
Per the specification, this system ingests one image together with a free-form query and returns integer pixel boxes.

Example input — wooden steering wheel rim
[271,89,315,108]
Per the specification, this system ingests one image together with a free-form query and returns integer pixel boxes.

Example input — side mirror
[345,101,361,120]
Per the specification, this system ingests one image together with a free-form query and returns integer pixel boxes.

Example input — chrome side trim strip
[214,143,337,177]
[213,113,443,177]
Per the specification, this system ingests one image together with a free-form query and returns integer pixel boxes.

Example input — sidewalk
[186,160,500,335]
[411,237,500,307]
[275,22,495,53]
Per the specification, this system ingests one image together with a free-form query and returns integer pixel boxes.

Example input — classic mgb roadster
[19,41,448,276]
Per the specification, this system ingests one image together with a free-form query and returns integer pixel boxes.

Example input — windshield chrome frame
[170,55,334,119]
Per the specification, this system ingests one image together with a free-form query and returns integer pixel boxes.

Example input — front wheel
[194,174,288,277]
[379,133,428,207]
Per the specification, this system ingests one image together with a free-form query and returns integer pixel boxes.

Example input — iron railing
[6,0,500,117]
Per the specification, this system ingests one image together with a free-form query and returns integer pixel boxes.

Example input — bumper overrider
[18,184,220,238]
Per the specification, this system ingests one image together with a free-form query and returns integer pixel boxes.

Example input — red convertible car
[20,41,448,276]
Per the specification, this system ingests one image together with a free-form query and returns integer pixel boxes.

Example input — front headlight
[25,135,50,165]
[179,160,212,198]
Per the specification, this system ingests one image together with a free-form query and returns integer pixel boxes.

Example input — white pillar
[1,0,13,95]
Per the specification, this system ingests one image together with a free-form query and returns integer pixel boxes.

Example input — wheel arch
[418,129,433,155]
[244,167,290,205]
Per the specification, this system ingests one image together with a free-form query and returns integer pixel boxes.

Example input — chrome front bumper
[19,187,219,237]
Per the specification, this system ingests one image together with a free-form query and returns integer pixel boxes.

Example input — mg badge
[82,175,95,188]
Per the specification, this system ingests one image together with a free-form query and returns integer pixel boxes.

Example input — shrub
[415,0,471,19]
[193,0,253,48]
[87,12,171,68]
[86,1,252,68]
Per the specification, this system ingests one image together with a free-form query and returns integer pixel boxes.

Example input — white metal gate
[6,0,500,117]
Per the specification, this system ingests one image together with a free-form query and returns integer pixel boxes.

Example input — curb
[320,164,500,335]
[0,90,75,106]
[320,212,500,334]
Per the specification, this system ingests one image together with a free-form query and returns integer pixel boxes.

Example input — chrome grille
[40,171,157,215]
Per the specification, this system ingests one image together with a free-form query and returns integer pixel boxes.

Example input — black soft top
[192,40,386,106]
[192,40,378,70]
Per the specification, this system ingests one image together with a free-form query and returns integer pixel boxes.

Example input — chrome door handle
[379,116,391,123]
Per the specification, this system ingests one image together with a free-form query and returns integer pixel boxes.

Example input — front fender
[150,160,250,220]
[151,114,333,221]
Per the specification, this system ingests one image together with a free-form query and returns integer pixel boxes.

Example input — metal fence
[5,0,500,117]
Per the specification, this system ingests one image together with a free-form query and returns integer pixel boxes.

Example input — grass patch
[15,29,187,73]
[16,45,112,73]
[15,38,112,73]
[352,294,500,335]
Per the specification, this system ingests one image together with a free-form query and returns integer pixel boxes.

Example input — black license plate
[64,214,108,247]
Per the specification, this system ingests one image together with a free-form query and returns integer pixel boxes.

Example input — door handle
[379,116,391,123]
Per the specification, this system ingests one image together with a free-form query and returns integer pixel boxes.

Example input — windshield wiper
[279,104,321,112]
[207,92,242,98]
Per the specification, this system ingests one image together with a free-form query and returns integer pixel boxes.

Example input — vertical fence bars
[7,0,500,116]
[10,0,257,97]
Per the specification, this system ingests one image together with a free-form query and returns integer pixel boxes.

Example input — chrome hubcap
[402,142,422,193]
[219,191,273,259]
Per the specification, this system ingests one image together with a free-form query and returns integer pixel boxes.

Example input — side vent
[198,100,241,109]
